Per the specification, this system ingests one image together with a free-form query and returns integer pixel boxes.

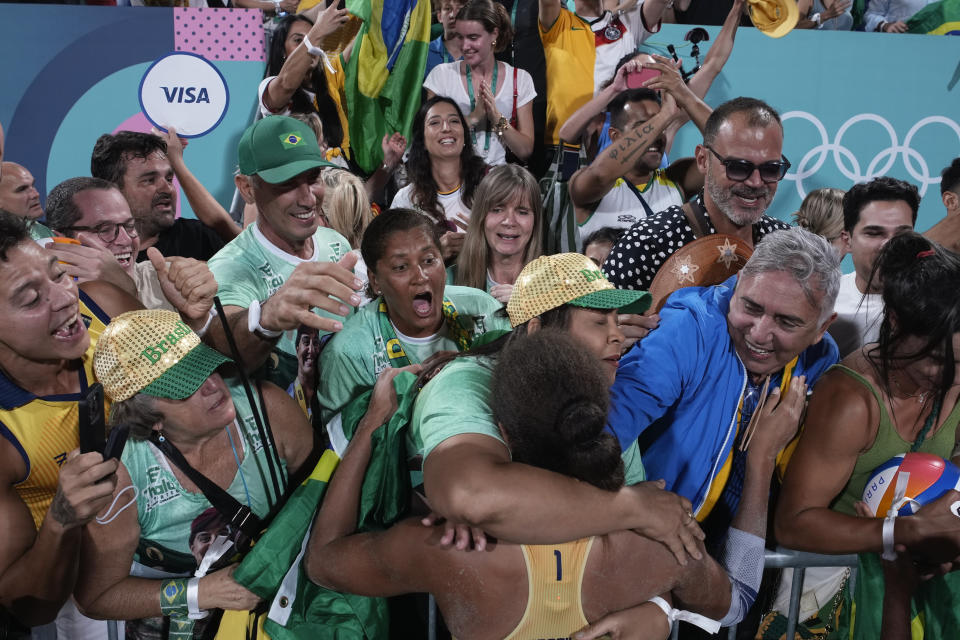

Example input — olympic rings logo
[781,111,960,199]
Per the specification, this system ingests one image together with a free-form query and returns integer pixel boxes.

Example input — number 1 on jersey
[553,549,562,581]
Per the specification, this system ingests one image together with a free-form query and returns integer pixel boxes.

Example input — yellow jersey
[505,538,595,640]
[0,292,110,529]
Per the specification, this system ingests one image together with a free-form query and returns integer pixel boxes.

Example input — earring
[492,39,496,47]
[157,432,166,443]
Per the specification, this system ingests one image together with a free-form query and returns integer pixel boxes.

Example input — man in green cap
[206,116,364,391]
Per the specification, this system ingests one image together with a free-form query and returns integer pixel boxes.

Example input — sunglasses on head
[704,144,791,183]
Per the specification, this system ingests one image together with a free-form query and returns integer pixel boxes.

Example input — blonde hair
[320,168,372,249]
[456,164,543,290]
[289,112,324,147]
[792,188,845,243]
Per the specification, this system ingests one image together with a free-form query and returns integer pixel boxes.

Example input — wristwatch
[247,299,283,341]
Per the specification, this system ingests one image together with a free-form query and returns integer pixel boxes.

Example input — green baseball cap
[237,115,336,184]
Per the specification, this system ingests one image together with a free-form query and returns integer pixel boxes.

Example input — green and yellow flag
[907,0,960,34]
[344,0,431,174]
[228,373,420,639]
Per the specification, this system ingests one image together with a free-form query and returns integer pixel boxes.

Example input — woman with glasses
[44,177,201,312]
[603,97,794,293]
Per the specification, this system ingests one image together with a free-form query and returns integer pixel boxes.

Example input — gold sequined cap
[93,310,231,402]
[507,253,652,327]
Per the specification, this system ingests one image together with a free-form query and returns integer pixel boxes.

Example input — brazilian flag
[228,373,419,639]
[343,0,431,174]
[907,0,960,33]
[832,553,960,639]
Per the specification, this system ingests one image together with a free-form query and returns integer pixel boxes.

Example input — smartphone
[103,424,130,461]
[627,68,661,89]
[78,383,106,455]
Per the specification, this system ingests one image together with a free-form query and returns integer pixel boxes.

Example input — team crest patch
[280,132,304,148]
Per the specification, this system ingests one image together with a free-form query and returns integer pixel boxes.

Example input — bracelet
[810,12,822,27]
[194,308,217,338]
[247,299,283,340]
[187,577,208,620]
[882,515,897,560]
[160,579,188,616]
[302,34,325,58]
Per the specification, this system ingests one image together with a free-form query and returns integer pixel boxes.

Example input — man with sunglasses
[45,177,214,313]
[603,97,792,293]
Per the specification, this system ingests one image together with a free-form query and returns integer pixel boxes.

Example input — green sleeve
[409,357,505,462]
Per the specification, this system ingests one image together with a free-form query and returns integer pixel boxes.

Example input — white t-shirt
[423,61,536,166]
[579,169,684,240]
[829,271,884,358]
[391,183,471,228]
[580,4,657,89]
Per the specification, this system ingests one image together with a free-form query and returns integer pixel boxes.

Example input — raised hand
[148,248,218,329]
[258,251,362,334]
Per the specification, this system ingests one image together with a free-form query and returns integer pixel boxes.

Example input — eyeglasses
[704,144,791,183]
[63,220,138,243]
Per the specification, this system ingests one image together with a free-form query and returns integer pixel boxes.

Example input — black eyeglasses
[63,220,138,243]
[704,144,791,183]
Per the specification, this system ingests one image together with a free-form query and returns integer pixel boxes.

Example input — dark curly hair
[266,15,344,151]
[0,210,28,261]
[492,329,624,491]
[868,232,960,411]
[406,96,487,228]
[91,131,167,188]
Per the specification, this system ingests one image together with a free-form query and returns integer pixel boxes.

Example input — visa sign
[139,52,229,138]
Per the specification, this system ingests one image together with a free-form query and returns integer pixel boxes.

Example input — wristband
[160,579,188,616]
[302,35,337,74]
[882,515,897,560]
[194,308,217,338]
[302,34,324,57]
[647,596,721,634]
[187,577,208,620]
[248,299,283,340]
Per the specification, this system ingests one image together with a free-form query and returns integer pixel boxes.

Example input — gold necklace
[891,372,931,405]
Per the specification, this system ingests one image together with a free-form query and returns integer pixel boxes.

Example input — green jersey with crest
[208,223,350,390]
[317,285,509,424]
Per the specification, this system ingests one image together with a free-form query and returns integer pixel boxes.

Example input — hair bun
[557,398,607,447]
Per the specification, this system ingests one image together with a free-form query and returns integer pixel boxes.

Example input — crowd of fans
[1,0,959,639]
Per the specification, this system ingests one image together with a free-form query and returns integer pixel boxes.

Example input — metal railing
[670,547,859,639]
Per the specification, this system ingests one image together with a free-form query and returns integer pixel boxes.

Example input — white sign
[138,52,229,138]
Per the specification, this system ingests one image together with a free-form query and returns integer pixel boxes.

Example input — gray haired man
[607,227,840,546]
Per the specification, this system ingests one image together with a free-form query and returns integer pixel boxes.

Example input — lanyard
[465,61,498,156]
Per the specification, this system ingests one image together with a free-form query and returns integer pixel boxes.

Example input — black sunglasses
[704,144,791,183]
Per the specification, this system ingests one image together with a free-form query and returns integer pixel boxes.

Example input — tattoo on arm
[50,489,76,527]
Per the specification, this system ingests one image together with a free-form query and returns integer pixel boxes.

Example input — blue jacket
[607,276,838,517]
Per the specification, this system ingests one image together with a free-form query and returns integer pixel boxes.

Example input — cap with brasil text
[237,115,336,184]
[507,253,652,327]
[93,310,231,403]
